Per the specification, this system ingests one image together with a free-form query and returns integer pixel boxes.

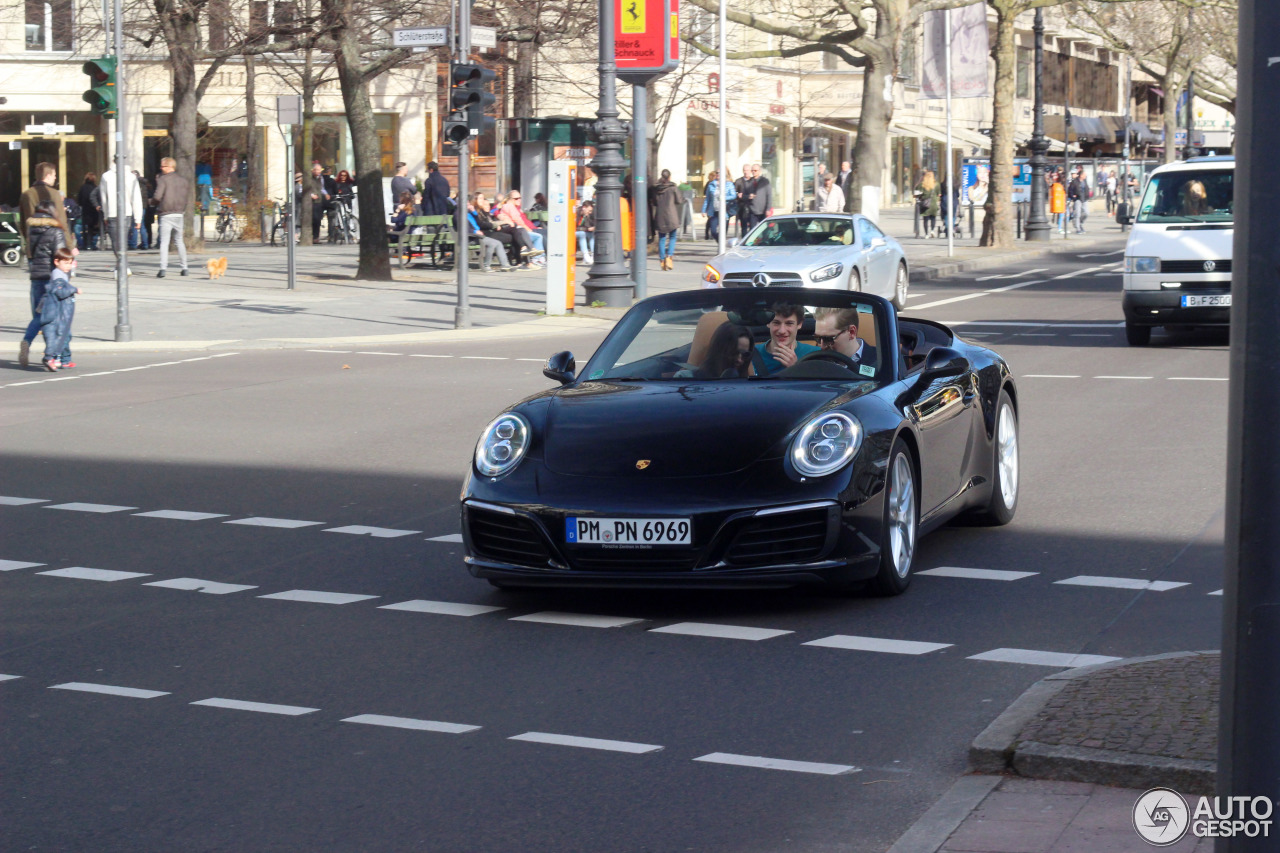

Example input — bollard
[1016,202,1023,239]
[968,202,975,238]
[913,201,920,238]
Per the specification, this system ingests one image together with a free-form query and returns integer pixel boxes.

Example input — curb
[968,651,1218,796]
[885,775,1002,853]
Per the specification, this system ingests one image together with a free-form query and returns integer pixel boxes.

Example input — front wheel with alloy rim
[892,263,909,310]
[847,268,861,292]
[871,440,918,596]
[975,390,1019,525]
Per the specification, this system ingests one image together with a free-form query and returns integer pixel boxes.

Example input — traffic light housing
[443,111,470,145]
[82,56,117,118]
[448,62,496,140]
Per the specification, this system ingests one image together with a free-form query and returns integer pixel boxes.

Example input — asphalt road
[0,247,1227,852]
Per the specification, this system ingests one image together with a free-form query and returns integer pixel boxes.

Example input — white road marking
[919,566,1038,581]
[968,648,1122,668]
[1016,333,1056,337]
[649,622,793,641]
[323,525,422,538]
[379,600,505,617]
[945,321,1125,329]
[224,517,324,529]
[50,682,169,699]
[1051,264,1114,279]
[1209,589,1224,596]
[45,375,79,382]
[509,732,663,754]
[38,567,151,582]
[515,358,546,362]
[910,279,1048,310]
[0,674,21,682]
[0,559,45,571]
[1070,333,1113,337]
[258,590,379,605]
[408,354,452,358]
[1169,377,1229,382]
[134,510,228,521]
[342,714,480,734]
[1056,576,1190,592]
[510,612,644,629]
[44,502,138,513]
[5,381,44,386]
[0,496,49,505]
[1094,375,1153,380]
[306,349,351,353]
[144,577,258,595]
[427,533,464,543]
[460,356,508,360]
[693,752,859,776]
[974,268,1049,281]
[1077,250,1125,258]
[1021,374,1081,379]
[191,698,320,716]
[804,635,952,655]
[355,351,399,356]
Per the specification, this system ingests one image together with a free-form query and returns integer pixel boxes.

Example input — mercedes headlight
[810,262,844,283]
[790,412,862,477]
[1125,256,1160,273]
[475,413,530,477]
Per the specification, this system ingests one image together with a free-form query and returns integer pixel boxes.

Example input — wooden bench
[396,214,484,269]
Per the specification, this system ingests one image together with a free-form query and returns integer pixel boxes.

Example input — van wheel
[1125,322,1151,347]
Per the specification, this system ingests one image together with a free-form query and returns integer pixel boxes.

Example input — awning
[807,120,856,137]
[891,122,990,152]
[1042,114,1114,142]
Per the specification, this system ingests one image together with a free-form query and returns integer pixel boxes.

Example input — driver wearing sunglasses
[813,307,876,367]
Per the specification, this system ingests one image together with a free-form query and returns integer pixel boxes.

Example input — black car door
[902,366,979,516]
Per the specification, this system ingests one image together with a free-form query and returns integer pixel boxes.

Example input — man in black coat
[420,161,451,216]
[309,162,337,241]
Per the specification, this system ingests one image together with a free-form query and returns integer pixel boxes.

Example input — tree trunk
[300,50,316,246]
[513,39,536,117]
[1161,69,1183,164]
[981,9,1018,248]
[243,55,263,240]
[332,8,392,280]
[170,43,204,252]
[846,4,899,216]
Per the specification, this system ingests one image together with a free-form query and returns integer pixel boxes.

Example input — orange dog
[206,256,228,279]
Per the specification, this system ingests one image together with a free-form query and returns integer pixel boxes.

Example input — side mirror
[543,351,576,385]
[920,346,969,380]
[871,237,888,249]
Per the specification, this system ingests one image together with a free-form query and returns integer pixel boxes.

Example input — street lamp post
[583,0,635,308]
[1024,8,1051,241]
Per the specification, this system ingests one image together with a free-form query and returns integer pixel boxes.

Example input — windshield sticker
[589,369,604,379]
[860,364,875,376]
[856,304,873,314]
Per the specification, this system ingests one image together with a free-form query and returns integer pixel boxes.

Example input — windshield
[580,290,891,385]
[741,216,857,248]
[1136,169,1233,224]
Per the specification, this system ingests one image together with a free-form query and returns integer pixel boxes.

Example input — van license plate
[1181,294,1231,307]
[566,517,691,545]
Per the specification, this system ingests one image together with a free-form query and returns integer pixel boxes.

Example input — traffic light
[449,63,496,138]
[82,56,117,118]
[443,110,470,146]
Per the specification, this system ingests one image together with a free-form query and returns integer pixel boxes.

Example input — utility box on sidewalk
[545,161,577,315]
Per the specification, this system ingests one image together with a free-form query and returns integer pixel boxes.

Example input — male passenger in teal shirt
[755,302,820,374]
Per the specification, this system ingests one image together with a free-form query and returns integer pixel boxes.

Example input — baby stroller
[0,211,24,266]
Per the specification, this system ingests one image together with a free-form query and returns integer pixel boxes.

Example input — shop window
[25,0,73,52]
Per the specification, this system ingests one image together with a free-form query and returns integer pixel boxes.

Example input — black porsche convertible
[461,287,1019,594]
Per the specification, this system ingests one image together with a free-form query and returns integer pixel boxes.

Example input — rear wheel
[974,390,1019,525]
[892,263,909,310]
[1125,322,1151,346]
[871,440,918,596]
[1,246,20,265]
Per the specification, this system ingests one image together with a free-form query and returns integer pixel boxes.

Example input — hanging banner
[616,0,679,84]
[920,2,990,99]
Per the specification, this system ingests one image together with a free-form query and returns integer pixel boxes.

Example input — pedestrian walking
[38,247,80,371]
[815,173,845,213]
[1067,166,1089,234]
[743,163,772,232]
[420,161,451,216]
[17,197,72,368]
[915,170,940,237]
[76,172,99,250]
[651,169,682,271]
[308,162,336,241]
[99,164,143,270]
[701,170,736,242]
[1050,172,1067,233]
[734,164,750,238]
[152,157,190,278]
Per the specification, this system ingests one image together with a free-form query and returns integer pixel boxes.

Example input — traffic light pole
[454,4,471,330]
[112,0,130,342]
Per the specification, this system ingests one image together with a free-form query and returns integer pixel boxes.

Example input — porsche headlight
[475,413,530,477]
[810,262,844,283]
[790,412,862,477]
[702,264,722,285]
[1125,256,1160,273]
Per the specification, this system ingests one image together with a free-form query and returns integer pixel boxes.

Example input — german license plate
[1181,294,1231,307]
[566,517,691,545]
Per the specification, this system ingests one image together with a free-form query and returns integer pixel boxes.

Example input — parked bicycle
[214,201,240,243]
[330,194,358,244]
[270,199,297,247]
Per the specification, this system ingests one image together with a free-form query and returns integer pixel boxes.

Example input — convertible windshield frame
[740,215,860,248]
[1135,168,1234,225]
[578,288,897,387]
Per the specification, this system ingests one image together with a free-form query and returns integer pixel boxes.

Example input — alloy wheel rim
[997,403,1019,506]
[896,266,908,303]
[887,453,916,578]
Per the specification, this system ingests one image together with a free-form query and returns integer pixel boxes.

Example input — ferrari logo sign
[622,0,645,33]
[636,459,651,470]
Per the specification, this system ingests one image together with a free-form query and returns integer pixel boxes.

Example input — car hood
[1126,224,1234,260]
[712,246,853,272]
[541,380,845,477]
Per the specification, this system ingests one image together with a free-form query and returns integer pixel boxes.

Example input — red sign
[615,0,677,82]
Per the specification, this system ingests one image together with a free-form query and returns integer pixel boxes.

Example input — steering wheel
[799,349,862,372]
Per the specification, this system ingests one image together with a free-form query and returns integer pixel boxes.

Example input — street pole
[455,2,471,329]
[1219,4,1280,847]
[1121,55,1132,233]
[112,0,130,342]
[944,8,954,257]
[1025,8,1050,241]
[632,83,647,300]
[583,0,635,307]
[717,0,726,254]
[285,129,296,290]
[1063,110,1072,240]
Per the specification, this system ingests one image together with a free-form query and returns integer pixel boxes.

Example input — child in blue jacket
[40,248,80,371]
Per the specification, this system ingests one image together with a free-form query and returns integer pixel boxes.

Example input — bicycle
[270,199,297,247]
[330,195,358,244]
[214,202,240,243]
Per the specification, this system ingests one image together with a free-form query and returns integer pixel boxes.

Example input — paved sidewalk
[890,653,1221,852]
[0,204,1126,354]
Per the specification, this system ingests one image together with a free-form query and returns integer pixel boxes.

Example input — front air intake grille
[468,508,553,567]
[1162,259,1232,274]
[724,508,831,567]
[722,271,805,287]
[569,548,701,572]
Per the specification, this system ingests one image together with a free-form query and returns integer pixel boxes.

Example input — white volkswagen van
[1119,156,1234,346]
